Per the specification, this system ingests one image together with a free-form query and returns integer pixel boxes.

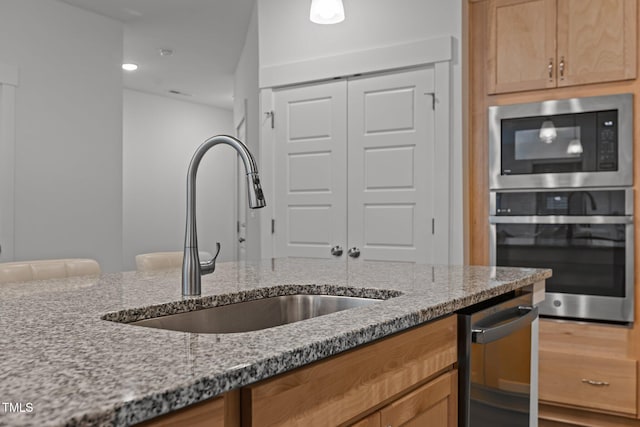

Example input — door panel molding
[0,64,18,262]
[260,36,453,89]
[235,99,248,262]
[433,61,452,265]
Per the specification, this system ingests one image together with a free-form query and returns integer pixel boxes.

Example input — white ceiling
[57,0,256,108]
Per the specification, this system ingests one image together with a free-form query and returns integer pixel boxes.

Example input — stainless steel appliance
[490,188,634,323]
[488,94,634,323]
[489,93,633,190]
[458,291,539,427]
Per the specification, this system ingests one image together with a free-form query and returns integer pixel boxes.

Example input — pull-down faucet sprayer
[182,135,266,296]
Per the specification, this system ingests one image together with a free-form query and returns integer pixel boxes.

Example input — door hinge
[265,111,274,128]
[237,220,240,233]
[425,92,435,110]
[271,219,275,234]
[432,218,435,234]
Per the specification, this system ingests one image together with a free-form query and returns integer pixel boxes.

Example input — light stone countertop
[0,258,551,426]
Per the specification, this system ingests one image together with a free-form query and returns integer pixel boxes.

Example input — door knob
[330,245,343,256]
[347,247,360,258]
[238,237,246,243]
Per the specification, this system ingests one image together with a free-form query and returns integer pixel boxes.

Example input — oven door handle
[489,215,632,225]
[471,305,538,344]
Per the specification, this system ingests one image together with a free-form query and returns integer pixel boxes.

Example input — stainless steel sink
[127,294,382,334]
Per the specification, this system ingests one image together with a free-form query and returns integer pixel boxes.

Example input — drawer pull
[581,378,610,387]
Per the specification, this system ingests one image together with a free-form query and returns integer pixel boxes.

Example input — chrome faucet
[182,135,266,296]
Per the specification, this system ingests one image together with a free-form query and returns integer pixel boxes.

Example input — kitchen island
[0,259,550,426]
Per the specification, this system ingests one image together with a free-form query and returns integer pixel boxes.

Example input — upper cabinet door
[488,0,637,94]
[488,0,557,94]
[556,0,637,87]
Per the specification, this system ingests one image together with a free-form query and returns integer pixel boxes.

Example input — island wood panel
[137,390,240,427]
[350,412,381,427]
[466,0,640,419]
[241,315,457,427]
[378,370,457,427]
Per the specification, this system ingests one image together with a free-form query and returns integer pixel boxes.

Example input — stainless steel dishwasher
[458,291,539,427]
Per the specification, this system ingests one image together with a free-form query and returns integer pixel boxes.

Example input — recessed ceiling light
[122,63,138,71]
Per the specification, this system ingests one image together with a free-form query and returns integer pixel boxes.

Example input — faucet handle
[200,242,221,275]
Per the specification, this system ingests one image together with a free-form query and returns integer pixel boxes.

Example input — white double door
[274,68,435,263]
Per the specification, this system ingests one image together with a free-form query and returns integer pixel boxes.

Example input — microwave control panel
[597,110,618,171]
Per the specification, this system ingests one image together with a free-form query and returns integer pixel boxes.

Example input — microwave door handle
[471,305,538,344]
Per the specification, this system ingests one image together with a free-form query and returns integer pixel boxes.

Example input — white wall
[259,0,459,67]
[0,0,124,271]
[123,89,236,271]
[233,5,263,261]
[257,0,464,264]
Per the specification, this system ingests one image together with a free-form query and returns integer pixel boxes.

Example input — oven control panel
[495,190,627,216]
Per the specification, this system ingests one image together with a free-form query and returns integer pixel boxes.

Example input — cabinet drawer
[379,370,457,427]
[540,350,637,415]
[241,315,457,427]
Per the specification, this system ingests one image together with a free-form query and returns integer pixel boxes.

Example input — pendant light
[539,120,557,144]
[310,0,345,24]
[567,138,583,154]
[566,115,583,154]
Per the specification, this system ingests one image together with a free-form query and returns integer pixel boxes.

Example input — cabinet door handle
[548,58,554,80]
[348,247,360,258]
[330,245,343,256]
[581,378,610,387]
[559,56,565,79]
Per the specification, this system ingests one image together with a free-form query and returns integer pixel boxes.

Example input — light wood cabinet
[241,315,457,427]
[539,349,637,415]
[377,370,457,427]
[538,319,639,423]
[138,316,457,427]
[488,0,557,93]
[352,370,457,427]
[137,390,240,427]
[468,0,640,419]
[488,0,637,94]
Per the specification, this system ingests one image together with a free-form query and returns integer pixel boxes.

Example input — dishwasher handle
[471,305,538,344]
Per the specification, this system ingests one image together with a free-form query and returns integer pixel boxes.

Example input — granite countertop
[0,258,551,427]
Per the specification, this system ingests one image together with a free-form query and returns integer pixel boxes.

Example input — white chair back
[0,259,101,284]
[135,251,213,272]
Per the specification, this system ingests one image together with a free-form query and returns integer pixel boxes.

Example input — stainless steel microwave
[489,94,633,190]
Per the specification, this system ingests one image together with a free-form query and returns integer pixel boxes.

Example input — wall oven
[489,188,634,323]
[489,94,634,324]
[489,93,633,190]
